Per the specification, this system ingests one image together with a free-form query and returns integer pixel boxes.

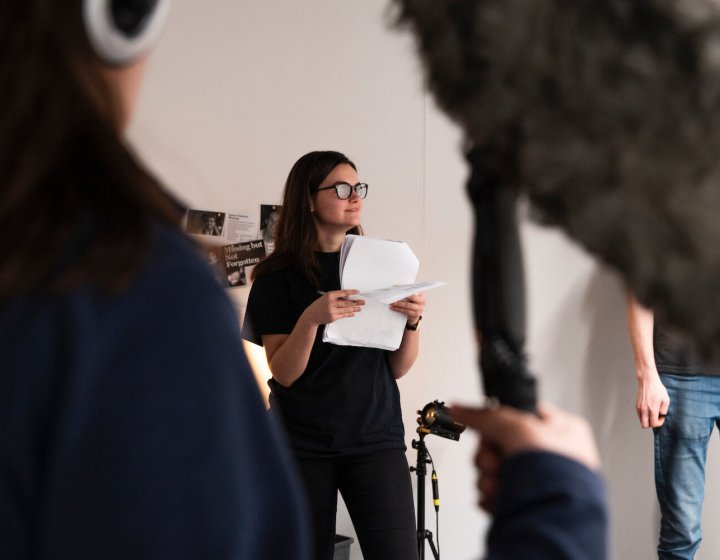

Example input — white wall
[129,2,720,559]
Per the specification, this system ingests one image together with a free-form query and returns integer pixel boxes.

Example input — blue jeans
[654,374,720,559]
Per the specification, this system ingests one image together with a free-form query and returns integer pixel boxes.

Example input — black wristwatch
[405,315,422,331]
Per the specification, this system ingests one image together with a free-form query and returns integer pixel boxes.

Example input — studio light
[417,400,465,441]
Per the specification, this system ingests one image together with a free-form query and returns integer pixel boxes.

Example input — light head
[417,400,466,441]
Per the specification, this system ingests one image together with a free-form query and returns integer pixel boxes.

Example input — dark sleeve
[0,232,311,560]
[486,451,608,560]
[242,269,297,345]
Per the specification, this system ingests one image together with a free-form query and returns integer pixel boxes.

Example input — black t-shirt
[243,252,406,457]
[654,319,720,376]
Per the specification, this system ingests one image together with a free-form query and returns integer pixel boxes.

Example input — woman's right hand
[264,290,365,388]
[302,289,364,327]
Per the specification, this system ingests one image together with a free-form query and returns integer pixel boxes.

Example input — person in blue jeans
[627,295,720,559]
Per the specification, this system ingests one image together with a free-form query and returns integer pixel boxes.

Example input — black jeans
[296,449,418,560]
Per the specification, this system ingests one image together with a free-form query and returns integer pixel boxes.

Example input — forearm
[626,294,657,379]
[626,294,671,427]
[265,289,364,386]
[388,328,420,379]
[266,315,319,387]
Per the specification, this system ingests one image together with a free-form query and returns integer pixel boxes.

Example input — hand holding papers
[323,235,445,350]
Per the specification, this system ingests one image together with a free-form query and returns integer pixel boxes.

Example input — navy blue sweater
[0,224,310,559]
[488,451,607,560]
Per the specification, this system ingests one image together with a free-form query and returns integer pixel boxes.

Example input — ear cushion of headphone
[83,0,172,66]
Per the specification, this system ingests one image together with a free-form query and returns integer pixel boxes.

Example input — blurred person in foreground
[0,1,309,558]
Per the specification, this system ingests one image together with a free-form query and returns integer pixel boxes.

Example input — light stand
[411,401,465,560]
[412,432,439,560]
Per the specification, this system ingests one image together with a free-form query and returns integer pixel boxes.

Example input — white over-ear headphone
[83,0,171,66]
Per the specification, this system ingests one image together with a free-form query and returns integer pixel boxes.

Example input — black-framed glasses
[313,182,369,200]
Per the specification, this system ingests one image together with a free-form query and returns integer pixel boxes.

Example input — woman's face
[311,163,363,235]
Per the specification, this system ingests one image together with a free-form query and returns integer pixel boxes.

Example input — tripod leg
[426,531,440,560]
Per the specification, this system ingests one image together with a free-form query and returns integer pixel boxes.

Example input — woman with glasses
[244,151,424,560]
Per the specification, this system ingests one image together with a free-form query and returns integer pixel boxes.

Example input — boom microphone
[394,0,720,406]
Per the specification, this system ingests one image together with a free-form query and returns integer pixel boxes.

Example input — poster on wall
[207,240,266,288]
[182,206,282,289]
[183,209,258,245]
[259,204,281,255]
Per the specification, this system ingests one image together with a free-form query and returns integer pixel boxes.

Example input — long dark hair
[252,151,362,286]
[0,0,182,300]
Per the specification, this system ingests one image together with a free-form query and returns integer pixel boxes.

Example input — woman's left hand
[389,292,425,328]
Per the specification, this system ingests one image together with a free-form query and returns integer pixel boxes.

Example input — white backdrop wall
[129,2,720,559]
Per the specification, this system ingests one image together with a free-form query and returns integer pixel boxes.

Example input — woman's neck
[315,230,345,252]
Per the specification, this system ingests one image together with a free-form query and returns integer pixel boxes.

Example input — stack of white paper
[323,235,445,350]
